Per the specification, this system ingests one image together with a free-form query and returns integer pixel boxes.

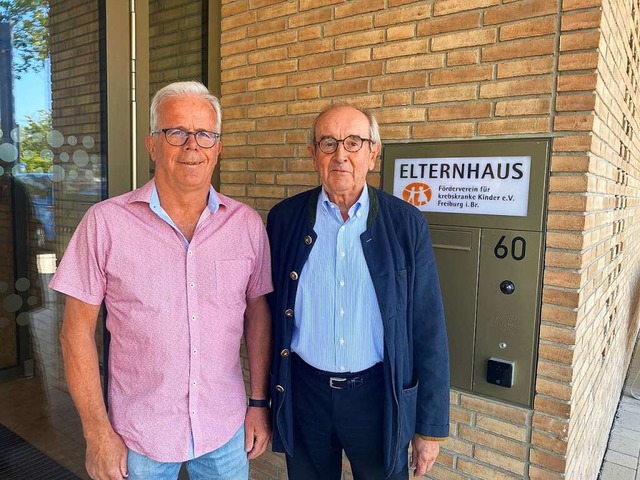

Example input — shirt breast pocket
[215,259,251,307]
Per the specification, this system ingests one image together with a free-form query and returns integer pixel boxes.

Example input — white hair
[307,103,381,149]
[150,81,222,132]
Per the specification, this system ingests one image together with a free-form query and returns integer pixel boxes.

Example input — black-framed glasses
[152,128,220,148]
[314,135,373,154]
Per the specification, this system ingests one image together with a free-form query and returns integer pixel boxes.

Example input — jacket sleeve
[413,220,450,438]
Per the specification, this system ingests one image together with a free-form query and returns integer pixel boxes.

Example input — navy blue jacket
[266,185,450,476]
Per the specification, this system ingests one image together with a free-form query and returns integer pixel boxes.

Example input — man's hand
[85,428,128,480]
[244,406,271,460]
[410,436,439,477]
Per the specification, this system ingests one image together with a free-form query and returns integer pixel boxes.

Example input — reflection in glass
[0,1,105,477]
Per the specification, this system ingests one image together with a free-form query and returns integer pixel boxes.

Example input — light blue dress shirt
[293,187,384,373]
[149,183,219,248]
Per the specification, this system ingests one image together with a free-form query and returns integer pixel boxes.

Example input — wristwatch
[247,398,270,408]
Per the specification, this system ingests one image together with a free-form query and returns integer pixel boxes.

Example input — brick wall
[217,1,640,479]
[564,0,640,478]
[149,0,205,96]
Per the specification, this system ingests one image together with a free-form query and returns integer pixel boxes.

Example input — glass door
[0,0,216,477]
[0,1,131,477]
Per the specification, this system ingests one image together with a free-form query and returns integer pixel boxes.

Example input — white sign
[393,156,531,216]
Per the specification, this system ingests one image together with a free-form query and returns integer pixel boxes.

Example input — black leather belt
[292,353,383,390]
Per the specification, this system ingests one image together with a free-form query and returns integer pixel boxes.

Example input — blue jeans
[127,426,248,480]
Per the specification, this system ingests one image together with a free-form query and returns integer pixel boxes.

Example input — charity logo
[402,182,432,206]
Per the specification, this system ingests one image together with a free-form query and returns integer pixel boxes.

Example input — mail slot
[382,139,549,407]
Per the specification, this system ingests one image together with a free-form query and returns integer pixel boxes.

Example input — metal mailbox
[382,139,549,407]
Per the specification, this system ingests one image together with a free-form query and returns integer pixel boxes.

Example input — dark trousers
[286,354,409,480]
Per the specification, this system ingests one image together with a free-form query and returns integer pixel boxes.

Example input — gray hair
[307,103,381,150]
[150,81,222,132]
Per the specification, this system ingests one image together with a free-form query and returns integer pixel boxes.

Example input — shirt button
[289,271,299,281]
[191,410,195,415]
[340,366,345,372]
[357,211,362,218]
[339,280,345,287]
[339,308,344,316]
[192,381,197,386]
[193,350,197,354]
[190,282,195,288]
[304,235,313,245]
[340,251,346,257]
[191,315,196,321]
[340,338,344,345]
[285,309,294,317]
[188,250,193,256]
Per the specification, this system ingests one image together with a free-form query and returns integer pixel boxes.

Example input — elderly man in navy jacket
[267,104,449,479]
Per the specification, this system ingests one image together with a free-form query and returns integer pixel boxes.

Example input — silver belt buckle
[329,377,347,389]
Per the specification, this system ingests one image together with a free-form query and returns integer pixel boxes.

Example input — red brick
[497,57,555,78]
[335,0,385,19]
[431,29,497,51]
[321,80,369,97]
[560,31,601,51]
[386,54,444,73]
[299,52,344,71]
[417,12,481,36]
[500,16,556,40]
[413,122,474,138]
[557,73,598,91]
[558,51,599,71]
[485,0,559,25]
[430,65,493,85]
[428,102,491,120]
[556,93,596,112]
[415,85,477,104]
[480,77,553,98]
[376,107,427,123]
[434,0,500,16]
[334,62,384,81]
[371,72,426,91]
[323,16,372,37]
[447,49,480,66]
[287,7,332,28]
[478,117,549,135]
[496,98,550,116]
[482,37,555,62]
[561,10,602,31]
[374,4,431,26]
[373,39,427,59]
[335,29,386,50]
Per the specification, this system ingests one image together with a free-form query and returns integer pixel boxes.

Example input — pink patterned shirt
[50,180,272,461]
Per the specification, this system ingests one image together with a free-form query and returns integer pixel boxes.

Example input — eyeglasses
[314,135,373,154]
[152,128,220,148]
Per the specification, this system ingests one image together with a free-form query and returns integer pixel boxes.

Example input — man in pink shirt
[50,81,272,480]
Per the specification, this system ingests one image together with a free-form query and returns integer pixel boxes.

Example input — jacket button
[275,385,285,393]
[304,235,313,245]
[289,271,299,280]
[285,309,294,317]
[280,349,290,357]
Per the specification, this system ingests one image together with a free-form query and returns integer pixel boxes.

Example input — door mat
[0,424,80,479]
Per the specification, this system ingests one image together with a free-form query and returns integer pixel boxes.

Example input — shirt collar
[319,185,369,222]
[132,179,221,215]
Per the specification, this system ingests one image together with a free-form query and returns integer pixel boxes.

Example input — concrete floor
[1,335,638,480]
[599,336,640,480]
